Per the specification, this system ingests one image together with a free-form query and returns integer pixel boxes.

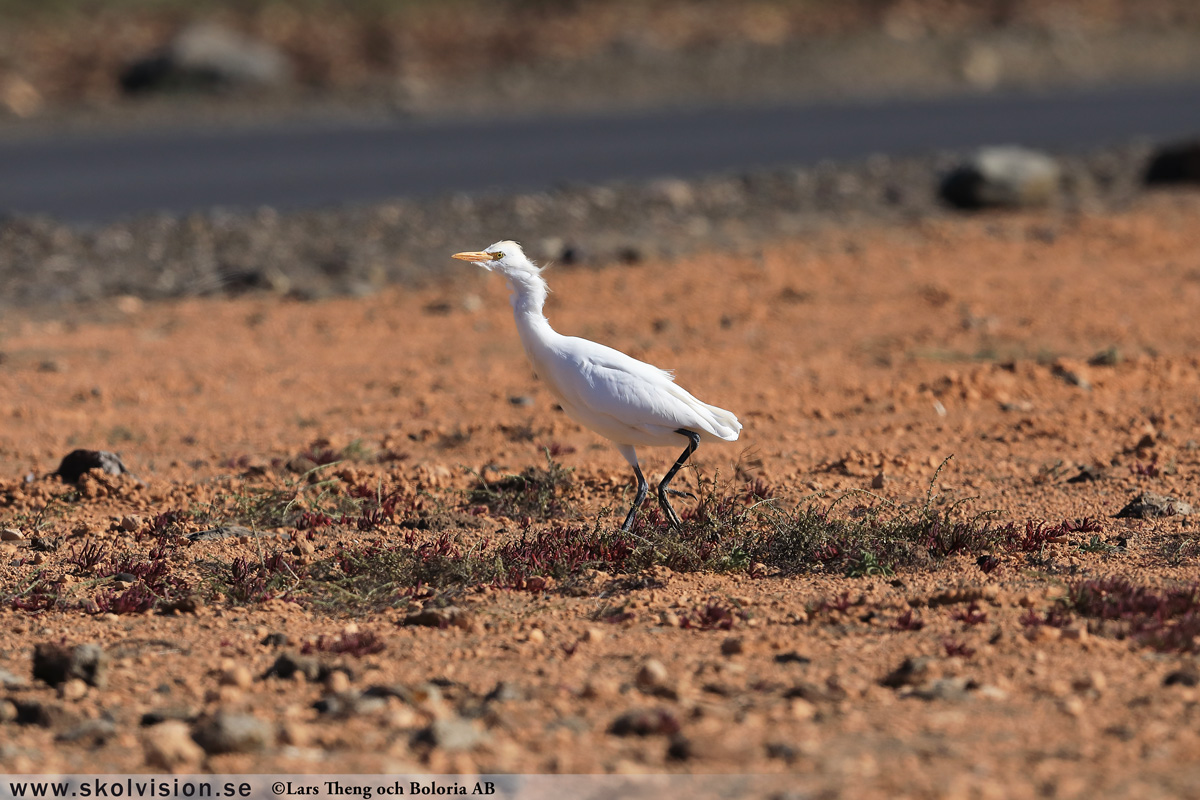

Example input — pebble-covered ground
[2,191,1200,794]
[0,141,1156,309]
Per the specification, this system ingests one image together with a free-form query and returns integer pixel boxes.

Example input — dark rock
[32,642,109,689]
[1164,669,1200,687]
[773,651,811,665]
[402,605,474,630]
[141,707,198,726]
[262,652,322,682]
[159,594,203,615]
[1115,492,1193,519]
[881,657,933,689]
[53,450,126,484]
[191,711,275,754]
[187,525,258,541]
[940,146,1060,209]
[1067,465,1104,483]
[1145,140,1200,185]
[765,741,800,763]
[666,734,693,761]
[607,707,681,737]
[121,23,292,94]
[261,632,290,648]
[783,680,846,703]
[12,699,78,728]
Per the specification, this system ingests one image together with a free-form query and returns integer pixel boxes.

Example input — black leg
[658,429,700,529]
[621,464,649,532]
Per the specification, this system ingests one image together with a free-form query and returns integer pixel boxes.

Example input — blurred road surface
[1,81,1198,222]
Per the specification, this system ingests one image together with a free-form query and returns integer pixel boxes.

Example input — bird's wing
[548,337,740,441]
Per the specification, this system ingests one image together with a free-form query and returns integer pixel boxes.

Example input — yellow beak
[452,250,502,262]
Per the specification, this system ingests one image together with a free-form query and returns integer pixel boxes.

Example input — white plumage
[453,240,741,531]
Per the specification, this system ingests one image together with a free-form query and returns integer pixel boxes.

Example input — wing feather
[546,337,740,441]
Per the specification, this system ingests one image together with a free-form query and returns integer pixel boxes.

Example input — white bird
[453,240,742,531]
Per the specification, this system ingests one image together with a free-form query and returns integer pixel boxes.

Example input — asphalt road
[2,81,1199,223]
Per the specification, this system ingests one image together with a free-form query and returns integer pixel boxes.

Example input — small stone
[55,718,116,745]
[635,659,669,691]
[484,681,524,704]
[121,22,292,94]
[118,515,142,533]
[1031,625,1062,643]
[11,699,77,728]
[789,698,818,720]
[940,146,1060,210]
[1145,140,1200,185]
[324,670,351,694]
[1164,670,1200,687]
[1,528,23,541]
[871,472,885,489]
[263,652,322,682]
[774,651,811,665]
[402,606,473,630]
[413,717,488,752]
[279,721,311,747]
[608,708,681,737]
[160,594,203,615]
[1074,672,1107,693]
[143,721,205,771]
[52,450,127,484]
[582,678,619,700]
[0,667,29,689]
[140,708,197,726]
[911,677,974,702]
[581,627,605,643]
[33,642,109,688]
[881,657,933,689]
[666,734,693,761]
[1061,626,1089,643]
[720,637,745,656]
[262,632,289,648]
[1067,465,1104,483]
[1115,492,1193,519]
[191,711,275,754]
[313,691,387,718]
[58,678,88,701]
[1060,696,1085,717]
[219,665,253,690]
[526,628,545,645]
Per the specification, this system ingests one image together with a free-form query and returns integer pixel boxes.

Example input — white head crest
[452,240,541,277]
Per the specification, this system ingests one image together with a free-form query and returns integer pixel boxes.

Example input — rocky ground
[2,190,1200,793]
[3,0,1200,793]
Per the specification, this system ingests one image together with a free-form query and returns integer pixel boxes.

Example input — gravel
[0,141,1168,311]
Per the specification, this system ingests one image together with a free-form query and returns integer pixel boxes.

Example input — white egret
[453,241,742,531]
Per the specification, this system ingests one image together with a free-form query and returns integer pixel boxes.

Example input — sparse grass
[468,451,576,522]
[1064,578,1200,653]
[0,452,1123,618]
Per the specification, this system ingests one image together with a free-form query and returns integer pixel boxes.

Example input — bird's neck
[506,271,551,322]
[506,271,557,349]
